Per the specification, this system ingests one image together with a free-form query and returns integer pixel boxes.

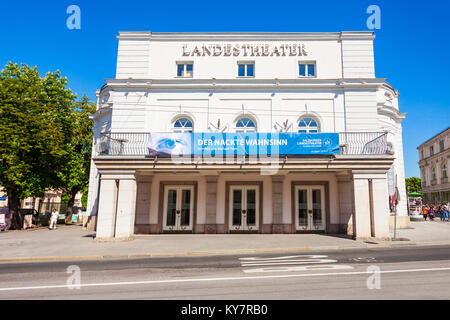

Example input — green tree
[405,177,422,194]
[56,96,95,220]
[0,62,75,229]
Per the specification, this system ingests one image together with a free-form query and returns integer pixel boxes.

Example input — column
[371,176,390,239]
[337,173,354,235]
[271,175,284,233]
[352,171,391,240]
[96,171,137,240]
[352,173,372,239]
[96,178,118,239]
[114,175,137,239]
[205,175,218,233]
[134,175,153,234]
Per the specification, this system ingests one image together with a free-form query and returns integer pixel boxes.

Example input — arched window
[172,117,193,133]
[235,117,256,133]
[298,117,320,133]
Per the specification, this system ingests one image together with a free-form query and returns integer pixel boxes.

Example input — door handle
[176,210,181,214]
[242,209,247,214]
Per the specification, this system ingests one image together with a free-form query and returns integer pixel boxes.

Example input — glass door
[295,186,325,231]
[163,186,194,231]
[229,185,259,231]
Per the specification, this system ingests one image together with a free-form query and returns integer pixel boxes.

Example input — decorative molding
[102,78,388,91]
[116,31,375,42]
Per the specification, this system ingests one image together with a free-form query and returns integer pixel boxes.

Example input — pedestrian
[49,208,59,230]
[438,204,443,221]
[429,205,435,220]
[422,204,428,221]
[445,202,450,222]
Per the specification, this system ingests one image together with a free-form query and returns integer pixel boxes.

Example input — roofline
[417,126,450,148]
[116,31,375,41]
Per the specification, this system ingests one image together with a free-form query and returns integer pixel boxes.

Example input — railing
[96,132,150,156]
[95,132,391,156]
[339,132,390,155]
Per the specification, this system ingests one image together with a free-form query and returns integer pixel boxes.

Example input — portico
[94,155,393,240]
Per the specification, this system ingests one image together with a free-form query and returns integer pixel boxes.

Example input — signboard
[0,214,5,225]
[148,132,339,156]
[0,197,6,201]
[182,43,308,57]
[71,214,79,223]
[387,166,396,196]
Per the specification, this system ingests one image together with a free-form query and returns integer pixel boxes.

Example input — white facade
[87,31,408,238]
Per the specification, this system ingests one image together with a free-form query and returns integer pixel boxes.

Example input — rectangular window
[237,62,255,77]
[307,64,315,77]
[299,62,316,77]
[430,146,434,156]
[421,150,424,160]
[440,140,445,152]
[176,63,193,77]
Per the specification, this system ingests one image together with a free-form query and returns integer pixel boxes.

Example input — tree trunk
[66,190,78,223]
[6,187,22,230]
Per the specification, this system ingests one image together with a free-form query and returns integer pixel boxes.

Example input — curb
[2,240,450,263]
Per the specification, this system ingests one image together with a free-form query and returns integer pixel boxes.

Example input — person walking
[422,204,428,221]
[49,208,59,230]
[445,202,450,222]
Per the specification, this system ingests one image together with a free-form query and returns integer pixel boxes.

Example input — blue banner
[148,132,339,156]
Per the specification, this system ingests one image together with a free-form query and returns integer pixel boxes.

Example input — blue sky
[1,0,449,178]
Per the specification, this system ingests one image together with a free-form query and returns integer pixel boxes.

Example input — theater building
[86,31,408,240]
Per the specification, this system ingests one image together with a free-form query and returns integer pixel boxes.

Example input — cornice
[101,78,387,91]
[93,155,394,172]
[417,127,450,149]
[91,104,112,121]
[116,31,375,42]
[377,105,407,122]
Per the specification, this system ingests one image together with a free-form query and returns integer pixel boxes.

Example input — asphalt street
[1,245,450,299]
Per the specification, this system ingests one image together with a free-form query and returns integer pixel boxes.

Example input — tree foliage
[55,95,96,219]
[0,62,94,229]
[405,177,422,194]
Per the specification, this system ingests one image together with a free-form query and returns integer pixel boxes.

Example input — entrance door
[163,185,194,231]
[295,186,325,231]
[229,186,259,231]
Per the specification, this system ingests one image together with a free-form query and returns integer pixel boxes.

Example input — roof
[116,31,375,41]
[417,126,450,148]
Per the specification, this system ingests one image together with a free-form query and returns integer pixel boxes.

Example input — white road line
[243,264,354,273]
[240,259,337,267]
[239,255,328,261]
[2,266,450,292]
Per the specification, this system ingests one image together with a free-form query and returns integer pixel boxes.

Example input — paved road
[1,245,450,300]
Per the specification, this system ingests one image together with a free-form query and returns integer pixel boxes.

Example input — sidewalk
[1,220,450,262]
